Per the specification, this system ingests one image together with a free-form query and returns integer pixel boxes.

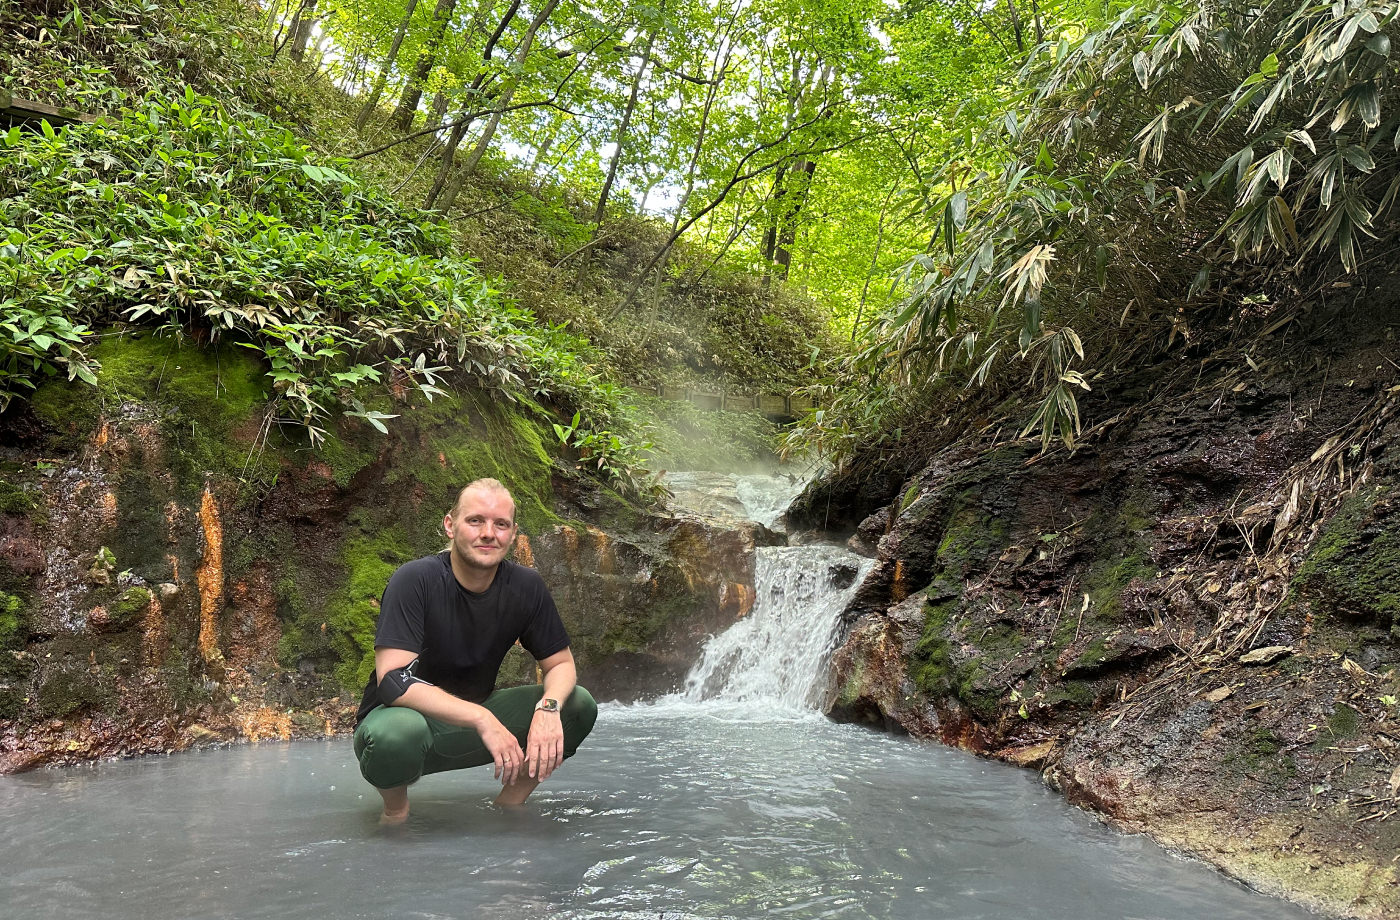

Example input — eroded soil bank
[798,306,1400,918]
[0,332,767,771]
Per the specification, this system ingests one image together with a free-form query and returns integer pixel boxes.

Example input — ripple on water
[0,709,1318,920]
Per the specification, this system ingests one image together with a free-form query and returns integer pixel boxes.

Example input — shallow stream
[0,473,1314,919]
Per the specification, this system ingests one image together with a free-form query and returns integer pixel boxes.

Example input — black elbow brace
[379,658,433,706]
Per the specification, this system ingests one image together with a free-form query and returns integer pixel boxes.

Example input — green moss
[1292,484,1400,629]
[398,391,561,536]
[1226,727,1297,787]
[837,656,869,707]
[314,426,379,487]
[326,529,413,690]
[31,331,275,484]
[1328,704,1361,740]
[28,380,102,449]
[911,598,958,695]
[35,657,115,720]
[0,479,36,516]
[908,597,1005,719]
[935,506,1010,574]
[1071,636,1112,672]
[1082,552,1153,621]
[90,333,267,429]
[0,590,24,647]
[110,587,154,628]
[1042,680,1097,708]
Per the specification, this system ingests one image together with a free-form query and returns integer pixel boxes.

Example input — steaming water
[0,473,1314,919]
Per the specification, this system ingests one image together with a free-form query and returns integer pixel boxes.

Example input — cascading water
[664,468,870,710]
[678,544,870,708]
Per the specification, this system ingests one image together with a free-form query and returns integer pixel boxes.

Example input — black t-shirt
[354,553,570,723]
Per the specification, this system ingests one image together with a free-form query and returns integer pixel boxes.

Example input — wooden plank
[0,90,99,128]
[689,391,723,411]
[758,394,788,416]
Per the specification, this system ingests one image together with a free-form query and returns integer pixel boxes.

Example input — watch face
[538,698,559,712]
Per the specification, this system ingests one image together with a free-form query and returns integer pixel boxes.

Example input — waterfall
[678,544,870,710]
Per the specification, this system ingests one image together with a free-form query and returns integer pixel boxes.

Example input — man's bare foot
[494,776,540,807]
[378,785,410,824]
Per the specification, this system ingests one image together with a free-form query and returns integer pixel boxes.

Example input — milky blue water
[0,700,1311,920]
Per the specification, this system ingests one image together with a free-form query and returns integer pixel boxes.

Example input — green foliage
[0,88,653,491]
[803,0,1400,461]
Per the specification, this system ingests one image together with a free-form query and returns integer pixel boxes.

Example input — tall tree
[390,0,462,132]
[354,0,424,133]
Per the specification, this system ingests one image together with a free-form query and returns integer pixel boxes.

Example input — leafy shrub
[0,90,650,491]
[806,0,1400,461]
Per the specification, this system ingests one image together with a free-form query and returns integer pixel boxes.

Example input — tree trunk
[591,28,656,229]
[773,157,816,281]
[429,0,550,212]
[355,0,423,133]
[390,0,460,133]
[853,180,899,340]
[289,0,318,62]
[759,163,789,267]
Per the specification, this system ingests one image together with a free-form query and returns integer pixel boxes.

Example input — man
[352,478,597,823]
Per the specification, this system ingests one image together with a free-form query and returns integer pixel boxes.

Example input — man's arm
[525,647,577,782]
[374,646,527,784]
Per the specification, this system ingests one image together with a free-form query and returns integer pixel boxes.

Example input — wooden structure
[0,89,99,129]
[652,385,818,421]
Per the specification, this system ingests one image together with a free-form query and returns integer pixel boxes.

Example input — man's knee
[562,686,597,755]
[355,705,432,788]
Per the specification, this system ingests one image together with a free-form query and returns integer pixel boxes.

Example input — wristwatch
[535,697,560,713]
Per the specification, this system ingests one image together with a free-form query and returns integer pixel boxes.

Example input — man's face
[445,487,517,570]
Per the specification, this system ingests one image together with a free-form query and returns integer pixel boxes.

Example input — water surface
[2,702,1310,920]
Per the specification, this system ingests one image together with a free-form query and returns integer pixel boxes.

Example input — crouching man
[353,478,597,823]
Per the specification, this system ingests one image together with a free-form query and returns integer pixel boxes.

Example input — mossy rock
[1292,483,1400,630]
[30,330,276,486]
[0,589,25,649]
[0,478,37,517]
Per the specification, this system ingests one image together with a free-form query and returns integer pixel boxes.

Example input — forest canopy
[5,0,1400,480]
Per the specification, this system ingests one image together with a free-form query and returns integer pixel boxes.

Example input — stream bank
[0,332,767,771]
[797,307,1400,917]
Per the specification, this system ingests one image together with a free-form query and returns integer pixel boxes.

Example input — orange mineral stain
[588,526,614,576]
[142,591,166,668]
[891,558,907,604]
[514,533,536,568]
[195,487,224,662]
[560,526,579,567]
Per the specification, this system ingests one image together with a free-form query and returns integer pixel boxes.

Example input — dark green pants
[353,685,597,789]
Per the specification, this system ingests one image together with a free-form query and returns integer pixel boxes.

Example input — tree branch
[349,100,580,159]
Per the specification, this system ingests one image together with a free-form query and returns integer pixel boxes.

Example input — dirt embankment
[801,307,1400,918]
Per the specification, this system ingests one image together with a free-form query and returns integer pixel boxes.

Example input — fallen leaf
[1205,686,1234,702]
[1240,646,1293,665]
[1389,766,1400,799]
[1341,657,1373,679]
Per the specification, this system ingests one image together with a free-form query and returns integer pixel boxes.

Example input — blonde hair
[450,478,516,522]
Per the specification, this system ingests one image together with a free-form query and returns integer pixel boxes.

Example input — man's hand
[526,709,565,781]
[477,713,526,785]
